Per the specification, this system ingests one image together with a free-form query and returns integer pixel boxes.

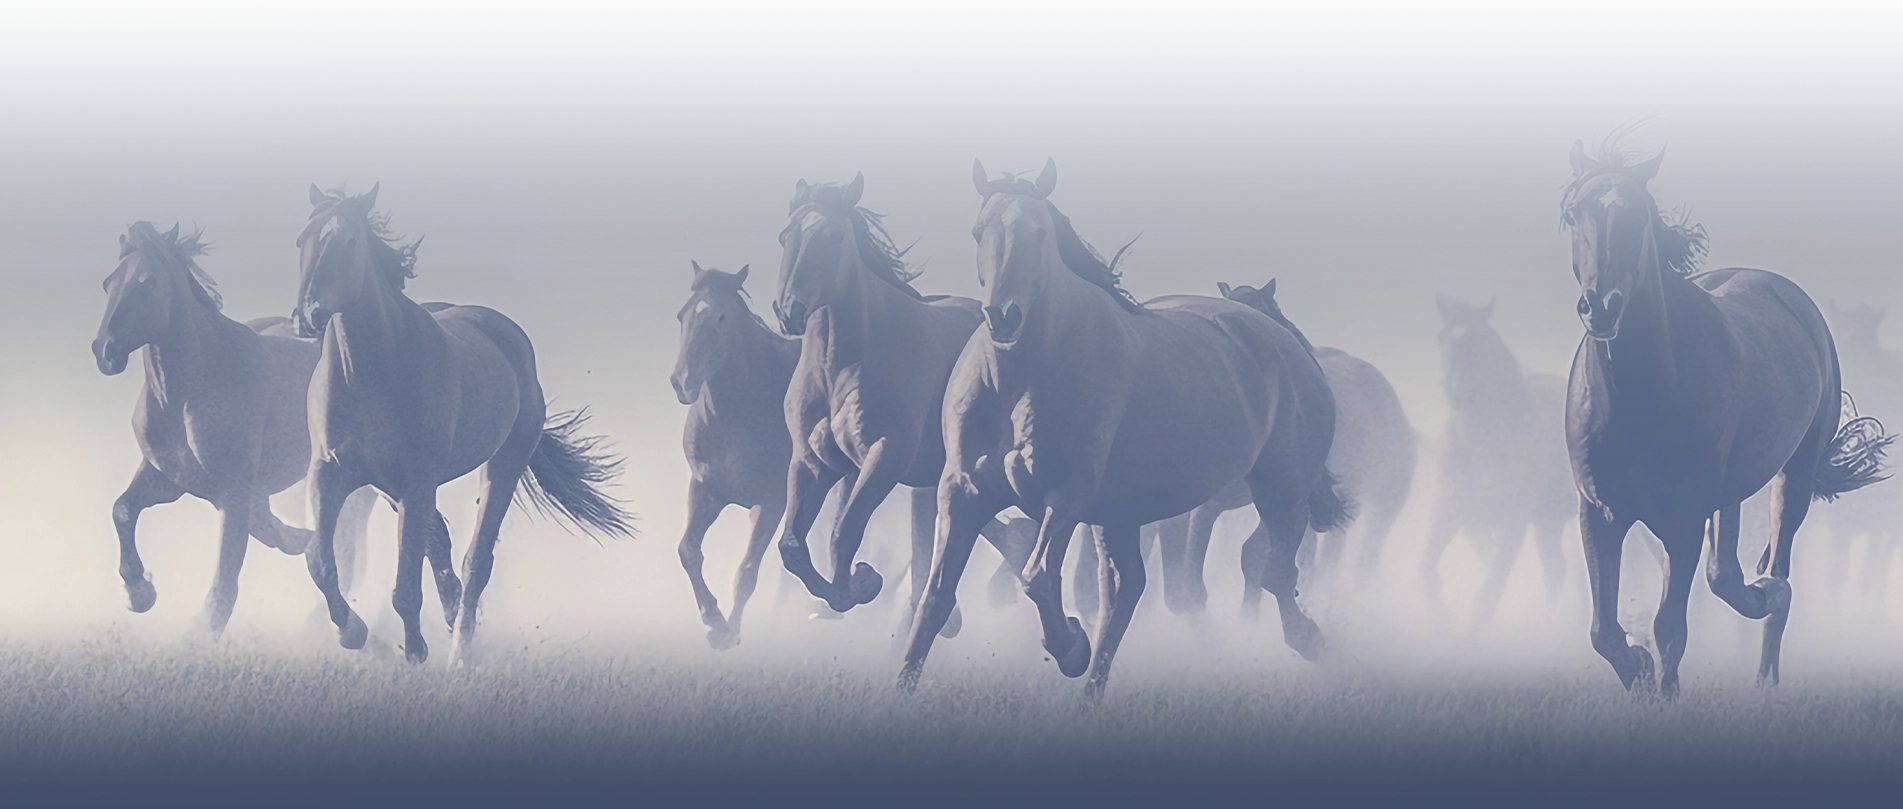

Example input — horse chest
[136,391,252,494]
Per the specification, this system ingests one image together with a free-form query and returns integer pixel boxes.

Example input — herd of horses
[90,143,1894,697]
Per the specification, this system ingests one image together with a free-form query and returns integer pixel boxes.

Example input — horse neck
[141,297,234,405]
[336,277,426,350]
[815,260,928,365]
[1446,334,1529,428]
[1598,253,1705,404]
[1010,257,1129,361]
[705,321,797,408]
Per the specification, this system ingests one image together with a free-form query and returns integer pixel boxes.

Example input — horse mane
[1044,201,1145,314]
[791,180,925,300]
[302,187,420,289]
[124,221,223,311]
[690,266,778,336]
[1563,132,1709,276]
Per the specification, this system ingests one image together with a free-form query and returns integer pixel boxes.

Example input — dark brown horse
[900,160,1344,696]
[91,222,375,635]
[293,184,635,664]
[672,262,801,648]
[1562,142,1889,693]
[770,174,1033,635]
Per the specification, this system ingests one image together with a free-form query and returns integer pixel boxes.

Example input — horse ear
[309,183,327,207]
[1264,278,1277,297]
[362,182,380,209]
[1482,298,1496,319]
[166,223,180,242]
[1628,148,1665,183]
[1216,281,1233,298]
[736,264,750,285]
[1569,140,1602,177]
[972,159,989,197]
[691,260,704,274]
[842,172,865,208]
[1033,158,1057,198]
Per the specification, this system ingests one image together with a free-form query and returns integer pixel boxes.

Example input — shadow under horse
[1561,141,1890,694]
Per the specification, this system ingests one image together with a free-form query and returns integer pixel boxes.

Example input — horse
[1420,296,1576,626]
[1561,141,1890,693]
[1221,279,1417,593]
[770,173,1035,637]
[91,222,378,635]
[672,262,801,648]
[1816,303,1903,609]
[291,184,635,664]
[898,159,1344,696]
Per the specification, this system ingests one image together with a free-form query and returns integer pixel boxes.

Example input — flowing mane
[124,221,222,311]
[1560,137,1709,277]
[788,179,925,300]
[973,167,1145,314]
[300,186,421,289]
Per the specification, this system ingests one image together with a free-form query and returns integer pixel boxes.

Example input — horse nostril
[983,302,1023,339]
[1577,296,1593,317]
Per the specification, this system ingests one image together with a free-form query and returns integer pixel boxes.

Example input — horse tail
[1308,468,1353,533]
[1813,391,1894,502]
[517,408,639,539]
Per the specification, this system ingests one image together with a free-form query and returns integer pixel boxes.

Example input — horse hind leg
[1237,518,1269,621]
[909,486,963,639]
[113,462,183,613]
[1084,523,1146,698]
[980,514,1035,608]
[1247,482,1323,660]
[450,425,541,665]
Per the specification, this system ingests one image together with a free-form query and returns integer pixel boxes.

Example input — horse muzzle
[983,301,1024,345]
[1577,289,1624,341]
[92,338,128,376]
[671,374,700,406]
[774,299,808,337]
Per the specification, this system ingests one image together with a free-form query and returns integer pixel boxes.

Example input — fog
[3,2,1903,797]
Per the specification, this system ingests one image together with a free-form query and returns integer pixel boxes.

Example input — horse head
[1562,141,1669,341]
[673,261,753,405]
[773,173,865,336]
[93,222,219,375]
[294,183,413,338]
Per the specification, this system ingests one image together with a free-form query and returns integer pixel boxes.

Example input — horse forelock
[123,221,222,310]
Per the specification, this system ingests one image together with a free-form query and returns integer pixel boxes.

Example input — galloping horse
[900,160,1344,695]
[91,222,373,635]
[1221,279,1417,592]
[1561,142,1889,693]
[1422,297,1575,625]
[770,174,1033,636]
[293,185,635,664]
[672,262,801,648]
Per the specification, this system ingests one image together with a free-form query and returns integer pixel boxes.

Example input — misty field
[6,617,1903,804]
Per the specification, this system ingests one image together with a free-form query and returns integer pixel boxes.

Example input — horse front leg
[198,493,253,639]
[1651,519,1704,698]
[1581,498,1648,690]
[776,458,847,609]
[908,485,962,639]
[978,514,1036,608]
[304,459,368,651]
[112,461,183,613]
[394,490,440,664]
[676,478,732,647]
[1253,495,1324,660]
[1024,509,1089,678]
[247,494,313,556]
[1758,469,1815,686]
[819,441,904,614]
[1084,523,1146,698]
[725,499,785,649]
[898,482,1001,691]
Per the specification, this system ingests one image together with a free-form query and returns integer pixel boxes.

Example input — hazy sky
[3,1,1900,651]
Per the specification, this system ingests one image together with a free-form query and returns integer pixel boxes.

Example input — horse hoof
[1282,614,1325,661]
[126,579,157,614]
[1054,617,1091,678]
[1626,646,1657,693]
[848,562,884,607]
[938,606,964,639]
[707,622,741,650]
[339,612,369,650]
[1752,577,1793,613]
[405,637,430,665]
[898,663,923,694]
